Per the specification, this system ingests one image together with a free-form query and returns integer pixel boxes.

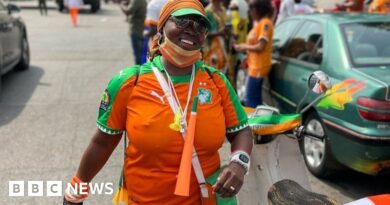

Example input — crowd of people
[120,0,272,108]
[119,0,389,109]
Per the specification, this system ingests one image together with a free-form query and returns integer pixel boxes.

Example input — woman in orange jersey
[336,0,365,12]
[233,0,274,108]
[63,0,253,204]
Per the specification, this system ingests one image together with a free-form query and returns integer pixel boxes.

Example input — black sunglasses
[169,16,208,34]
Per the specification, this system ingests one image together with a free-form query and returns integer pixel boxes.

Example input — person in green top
[120,0,147,65]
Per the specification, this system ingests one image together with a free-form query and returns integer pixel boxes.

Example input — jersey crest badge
[198,88,212,104]
[264,24,269,32]
[100,90,110,111]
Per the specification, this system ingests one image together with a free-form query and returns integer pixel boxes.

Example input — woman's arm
[213,127,253,198]
[75,129,122,182]
[337,0,358,10]
[227,127,253,154]
[207,26,231,38]
[234,38,268,53]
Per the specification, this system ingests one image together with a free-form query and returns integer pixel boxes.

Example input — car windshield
[342,22,390,67]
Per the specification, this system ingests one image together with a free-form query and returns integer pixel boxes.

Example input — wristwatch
[230,151,250,174]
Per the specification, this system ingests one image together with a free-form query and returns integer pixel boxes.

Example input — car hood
[354,66,390,100]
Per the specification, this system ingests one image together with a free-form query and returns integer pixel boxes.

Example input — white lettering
[104,183,114,195]
[79,182,89,195]
[89,183,104,195]
[66,182,78,195]
[9,180,114,197]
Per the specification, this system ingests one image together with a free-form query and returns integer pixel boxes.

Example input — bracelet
[64,176,89,203]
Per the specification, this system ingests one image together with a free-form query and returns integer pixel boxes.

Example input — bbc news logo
[9,181,114,197]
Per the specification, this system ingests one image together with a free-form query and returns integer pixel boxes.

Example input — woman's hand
[217,26,231,37]
[213,162,246,198]
[63,197,83,205]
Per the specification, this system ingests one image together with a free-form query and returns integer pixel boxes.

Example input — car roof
[287,13,390,25]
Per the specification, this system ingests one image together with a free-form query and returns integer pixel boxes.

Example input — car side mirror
[308,71,332,94]
[7,3,21,15]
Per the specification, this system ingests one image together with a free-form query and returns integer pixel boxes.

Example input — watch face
[239,154,249,163]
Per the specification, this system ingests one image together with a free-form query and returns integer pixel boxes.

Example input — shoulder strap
[119,64,141,190]
[204,66,220,92]
[204,66,214,80]
[134,65,141,86]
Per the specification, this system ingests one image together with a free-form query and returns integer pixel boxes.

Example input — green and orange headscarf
[149,0,207,59]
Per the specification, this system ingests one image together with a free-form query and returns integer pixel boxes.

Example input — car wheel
[236,68,247,103]
[0,75,2,100]
[299,112,340,178]
[58,3,64,11]
[56,0,65,11]
[91,0,100,12]
[15,35,30,71]
[254,134,277,144]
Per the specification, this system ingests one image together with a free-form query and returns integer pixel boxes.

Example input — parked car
[237,13,390,177]
[0,1,30,93]
[56,0,100,13]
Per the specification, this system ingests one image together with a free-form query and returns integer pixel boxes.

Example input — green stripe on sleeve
[97,122,123,135]
[226,123,249,133]
[97,65,140,134]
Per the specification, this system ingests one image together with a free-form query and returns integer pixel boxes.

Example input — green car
[262,13,390,177]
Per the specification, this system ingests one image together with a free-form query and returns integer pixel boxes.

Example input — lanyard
[151,66,209,198]
[163,65,195,133]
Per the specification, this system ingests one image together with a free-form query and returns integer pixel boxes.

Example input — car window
[342,22,390,66]
[273,20,300,50]
[282,21,324,65]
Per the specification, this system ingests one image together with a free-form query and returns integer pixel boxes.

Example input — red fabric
[347,0,365,12]
[272,0,281,23]
[369,194,390,205]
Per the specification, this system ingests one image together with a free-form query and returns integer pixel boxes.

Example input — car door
[0,1,19,73]
[270,20,324,113]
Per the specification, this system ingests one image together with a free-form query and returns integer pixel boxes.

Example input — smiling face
[162,14,207,51]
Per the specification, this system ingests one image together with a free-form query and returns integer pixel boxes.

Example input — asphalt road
[0,4,133,205]
[0,4,389,205]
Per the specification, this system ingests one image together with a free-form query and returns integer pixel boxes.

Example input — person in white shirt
[294,1,315,14]
[144,0,168,31]
[276,0,299,25]
[230,0,249,20]
[142,0,168,63]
